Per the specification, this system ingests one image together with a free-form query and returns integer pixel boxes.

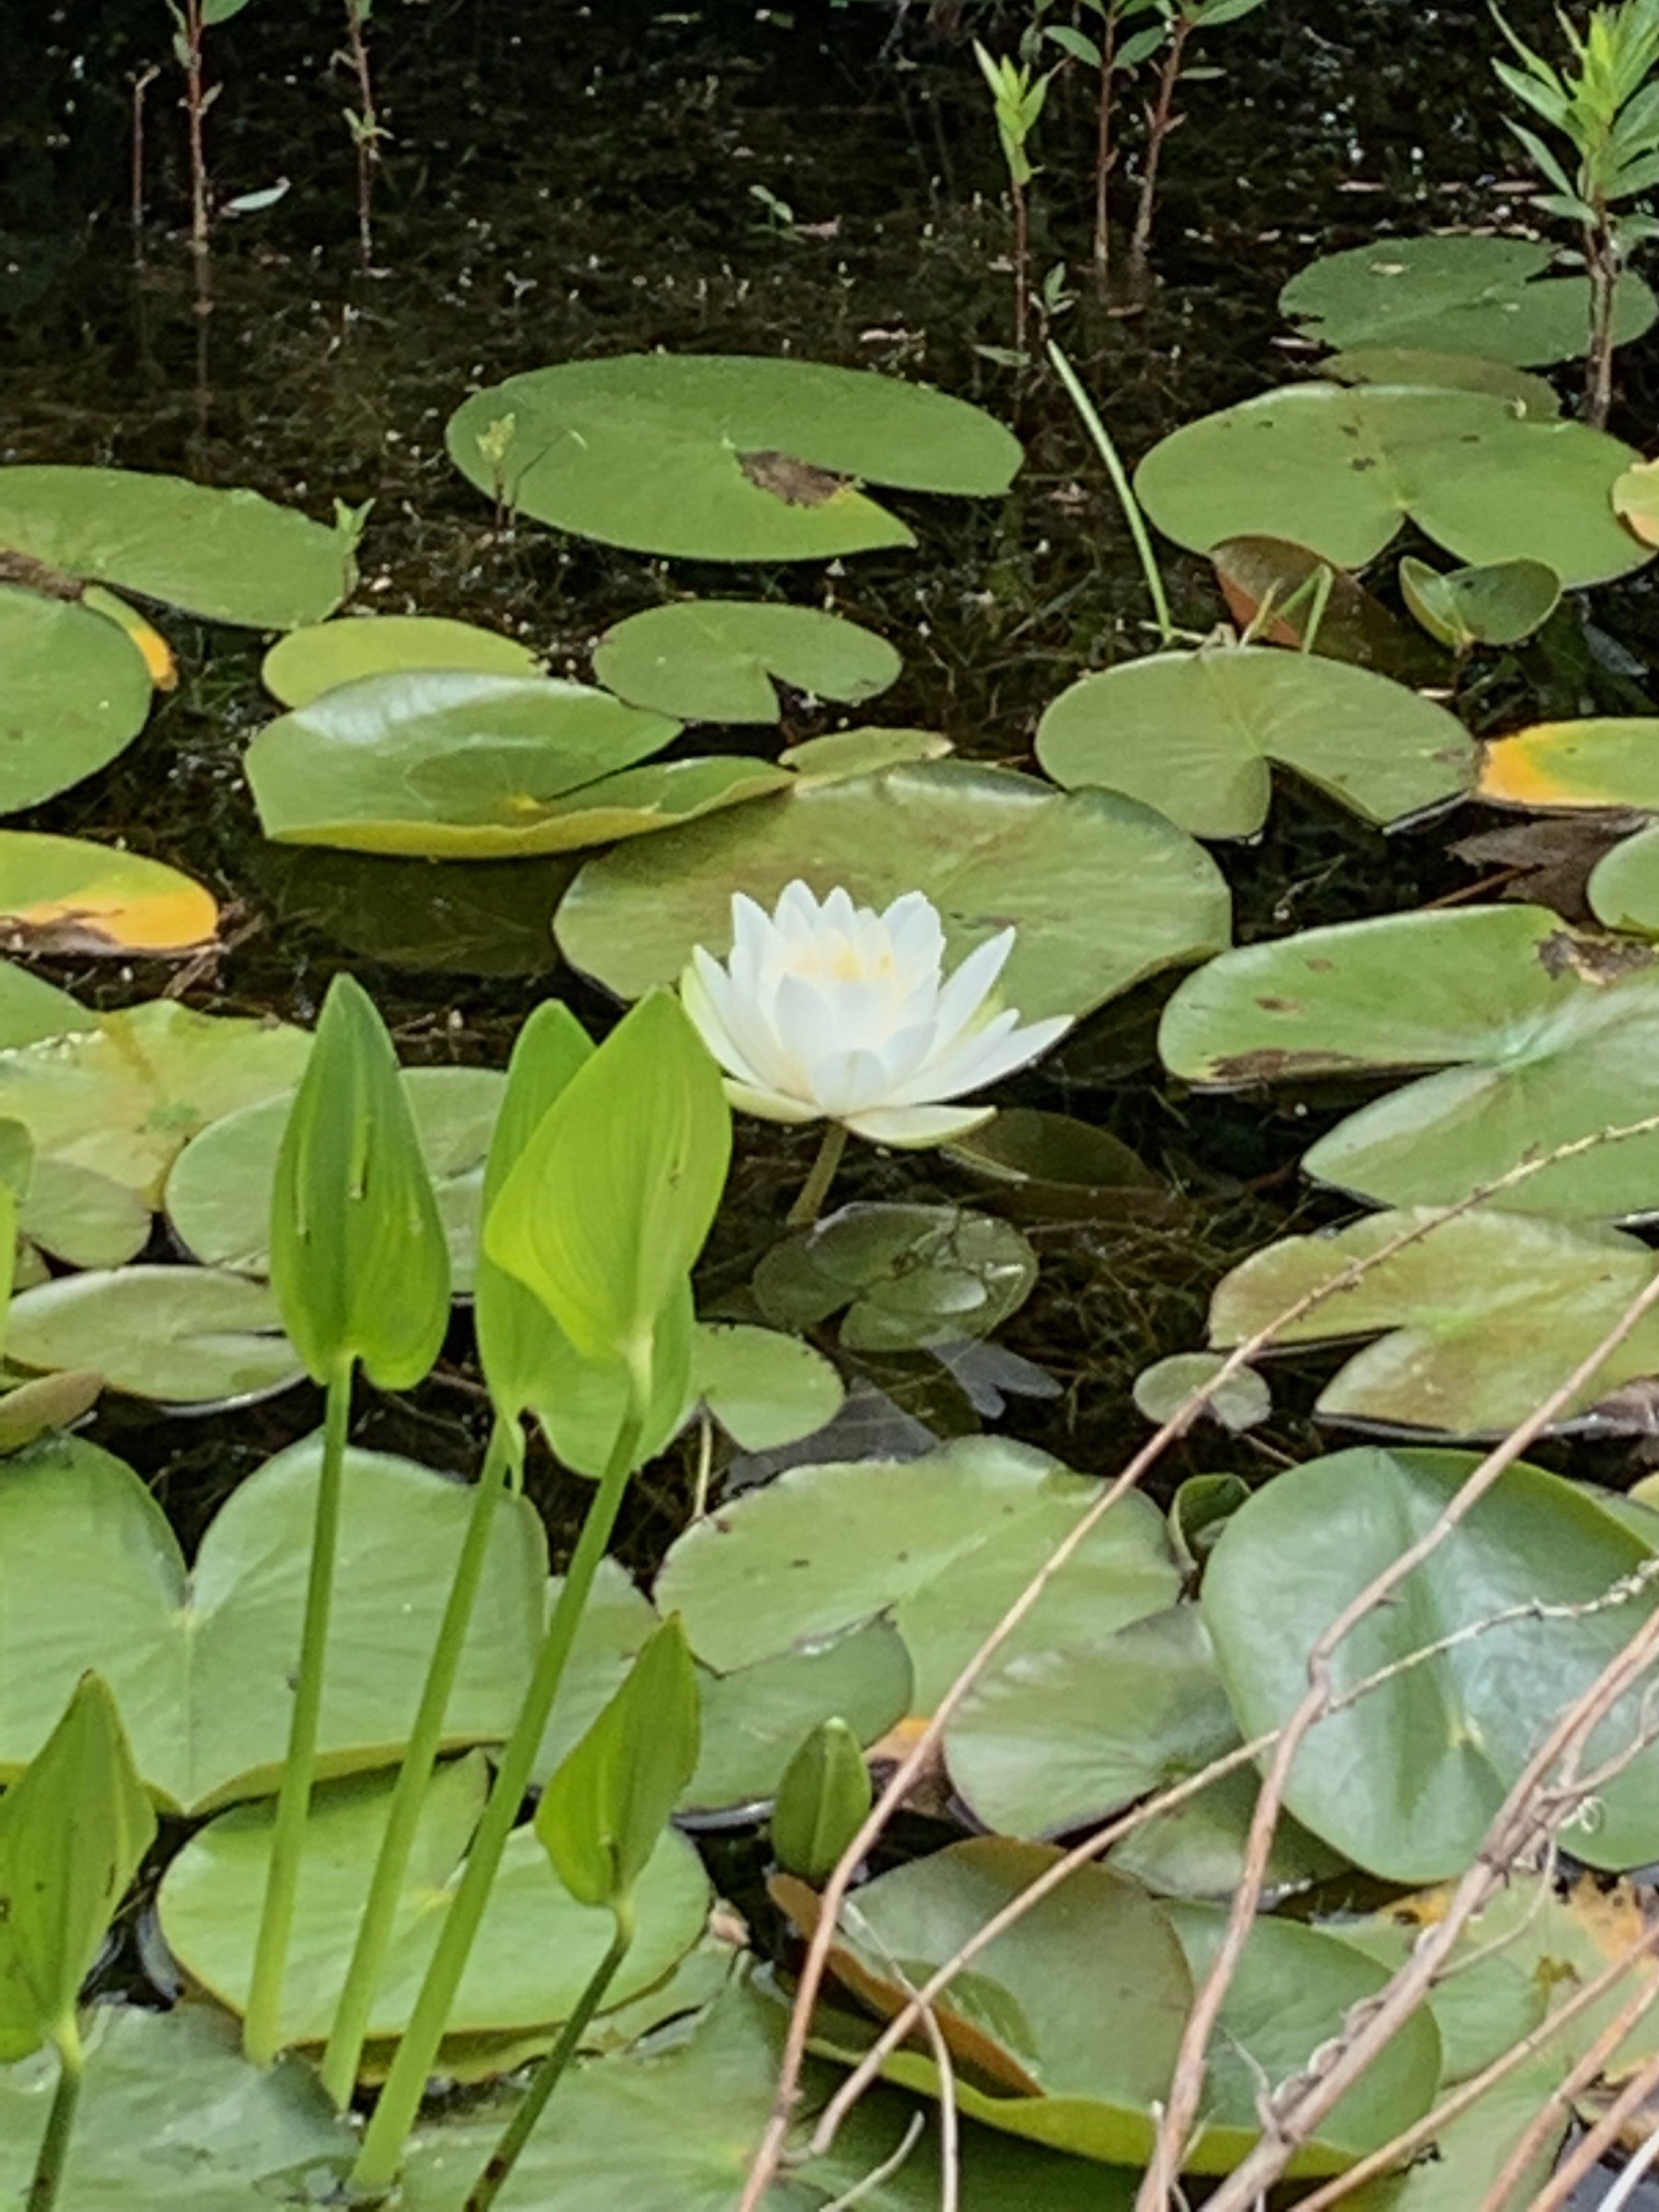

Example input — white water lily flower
[680,881,1071,1147]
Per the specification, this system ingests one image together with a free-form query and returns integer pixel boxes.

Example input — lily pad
[1480,715,1659,809]
[1133,1351,1271,1432]
[0,1432,546,1812]
[0,2003,355,2209]
[1280,235,1655,367]
[754,1203,1038,1353]
[1134,385,1648,589]
[159,1753,709,2049]
[558,760,1232,1024]
[0,963,89,1051]
[1035,644,1474,839]
[1159,903,1659,1216]
[798,1836,1439,2172]
[1589,822,1659,936]
[1110,1766,1346,1901]
[446,354,1023,561]
[165,1065,505,1290]
[655,1436,1180,1708]
[0,464,356,627]
[252,845,573,976]
[261,613,541,706]
[19,1158,152,1269]
[594,600,902,724]
[0,998,312,1204]
[246,669,685,857]
[776,725,952,783]
[0,830,217,955]
[1614,453,1659,547]
[5,1266,301,1404]
[692,1321,844,1450]
[1398,555,1561,650]
[1323,346,1561,415]
[1208,1207,1659,1435]
[945,1604,1241,1840]
[943,1110,1175,1226]
[1204,1444,1659,1879]
[399,1979,1121,2212]
[0,586,155,812]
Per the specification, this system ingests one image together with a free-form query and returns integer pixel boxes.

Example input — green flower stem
[244,1353,355,2067]
[787,1120,848,1230]
[1046,338,1175,648]
[319,1414,522,2107]
[463,1903,634,2212]
[350,1394,648,2197]
[26,2024,84,2212]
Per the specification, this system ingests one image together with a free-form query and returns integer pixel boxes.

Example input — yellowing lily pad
[0,465,356,628]
[1035,644,1474,839]
[261,613,542,707]
[1135,385,1648,589]
[557,760,1232,1024]
[447,353,1023,561]
[594,600,902,724]
[0,832,216,955]
[1480,717,1659,809]
[0,586,156,814]
[0,999,312,1204]
[1613,454,1659,547]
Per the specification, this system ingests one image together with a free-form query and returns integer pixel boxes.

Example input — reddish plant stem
[1128,12,1189,280]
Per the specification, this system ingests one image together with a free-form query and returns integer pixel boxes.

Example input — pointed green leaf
[536,1619,700,1911]
[485,993,730,1396]
[769,1717,873,1884]
[269,974,450,1388]
[0,1674,155,2059]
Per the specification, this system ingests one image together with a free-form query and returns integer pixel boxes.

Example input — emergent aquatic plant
[1494,0,1659,423]
[974,40,1053,354]
[680,881,1070,1223]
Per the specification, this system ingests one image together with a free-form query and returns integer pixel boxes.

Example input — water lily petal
[928,928,1015,1057]
[680,952,767,1088]
[800,1045,895,1117]
[772,970,844,1086]
[882,891,946,986]
[904,1009,1072,1104]
[725,1078,823,1126]
[697,945,806,1096]
[843,1101,997,1147]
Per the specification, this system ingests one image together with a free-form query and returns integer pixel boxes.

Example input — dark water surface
[3,0,1657,1538]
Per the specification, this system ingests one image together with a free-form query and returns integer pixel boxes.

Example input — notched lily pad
[0,831,217,956]
[446,353,1023,561]
[1480,717,1659,812]
[753,1202,1037,1353]
[0,585,157,813]
[5,1266,301,1405]
[594,600,902,724]
[261,613,541,706]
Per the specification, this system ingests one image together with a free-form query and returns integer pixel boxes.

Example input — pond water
[7,1,1659,2188]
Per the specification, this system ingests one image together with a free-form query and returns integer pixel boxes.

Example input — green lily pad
[1204,1444,1659,1880]
[1280,235,1655,367]
[19,1159,151,1269]
[0,586,155,812]
[252,844,573,976]
[943,1110,1175,1226]
[0,830,218,955]
[261,613,541,706]
[5,1266,301,1404]
[754,1203,1038,1353]
[1323,346,1561,415]
[0,1433,545,1813]
[1480,714,1659,810]
[1134,385,1648,589]
[558,760,1231,1024]
[159,1753,709,2049]
[0,464,356,627]
[0,2003,355,2209]
[655,1436,1180,1709]
[1398,555,1561,650]
[1109,1765,1346,1901]
[1590,822,1659,936]
[1035,644,1474,840]
[0,999,312,1205]
[1208,1207,1659,1435]
[446,354,1023,561]
[400,1979,1123,2212]
[165,1065,505,1290]
[804,1837,1439,2173]
[1159,903,1659,1216]
[945,1604,1240,1840]
[0,962,88,1051]
[776,725,951,783]
[246,670,685,857]
[594,600,902,724]
[1132,1351,1271,1432]
[692,1321,843,1449]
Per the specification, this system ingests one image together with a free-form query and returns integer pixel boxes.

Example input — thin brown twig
[1515,2037,1659,2212]
[739,1110,1659,2209]
[1135,1262,1659,2212]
